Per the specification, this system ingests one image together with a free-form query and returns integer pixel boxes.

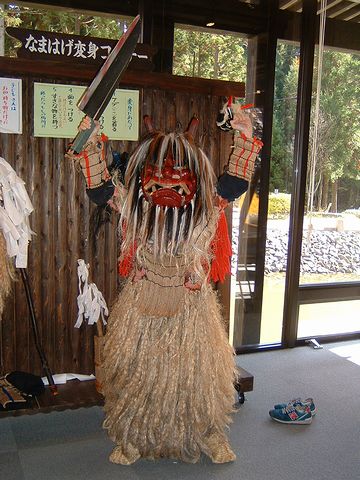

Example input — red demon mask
[141,148,197,208]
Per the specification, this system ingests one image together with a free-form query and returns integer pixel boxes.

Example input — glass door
[259,40,300,346]
[230,6,305,351]
[297,45,360,339]
[229,12,279,350]
[235,1,360,349]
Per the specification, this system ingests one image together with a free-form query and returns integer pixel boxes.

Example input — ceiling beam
[343,9,360,19]
[318,0,343,14]
[279,0,299,8]
[328,1,359,17]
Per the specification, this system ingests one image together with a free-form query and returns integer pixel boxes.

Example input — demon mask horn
[185,115,199,139]
[144,115,156,134]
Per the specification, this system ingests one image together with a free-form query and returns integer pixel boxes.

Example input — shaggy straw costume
[103,205,236,464]
[0,234,12,319]
[71,114,262,464]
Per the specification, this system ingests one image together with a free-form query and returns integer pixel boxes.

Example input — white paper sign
[0,78,22,134]
[33,82,139,141]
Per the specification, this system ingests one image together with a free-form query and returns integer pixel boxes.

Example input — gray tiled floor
[0,451,24,480]
[0,418,17,453]
[10,407,105,449]
[1,341,360,480]
[18,437,133,480]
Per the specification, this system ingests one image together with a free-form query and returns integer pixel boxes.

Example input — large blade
[69,15,141,153]
[78,14,141,119]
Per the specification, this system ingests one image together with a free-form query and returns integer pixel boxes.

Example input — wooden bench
[234,366,254,404]
[0,379,103,417]
[0,367,254,417]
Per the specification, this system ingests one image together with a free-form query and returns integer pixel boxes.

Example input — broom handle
[19,268,58,395]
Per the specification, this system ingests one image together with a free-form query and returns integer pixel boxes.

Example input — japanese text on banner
[33,82,139,141]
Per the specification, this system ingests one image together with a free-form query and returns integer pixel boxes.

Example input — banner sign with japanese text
[6,27,155,70]
[0,78,22,134]
[33,83,139,141]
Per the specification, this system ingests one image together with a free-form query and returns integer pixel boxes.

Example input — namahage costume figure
[0,233,11,319]
[69,104,262,465]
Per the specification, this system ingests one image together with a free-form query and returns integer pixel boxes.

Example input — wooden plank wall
[0,74,231,377]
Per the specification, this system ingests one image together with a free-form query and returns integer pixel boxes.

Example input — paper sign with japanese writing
[33,83,139,140]
[0,78,22,134]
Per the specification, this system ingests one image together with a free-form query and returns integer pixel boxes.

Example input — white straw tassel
[75,259,108,328]
[170,207,179,256]
[176,207,187,251]
[160,206,168,258]
[153,205,161,259]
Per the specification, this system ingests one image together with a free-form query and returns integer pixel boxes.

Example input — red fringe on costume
[210,210,232,283]
[118,211,232,282]
[118,242,136,277]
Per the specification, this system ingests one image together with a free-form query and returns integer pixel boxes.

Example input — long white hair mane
[119,118,217,272]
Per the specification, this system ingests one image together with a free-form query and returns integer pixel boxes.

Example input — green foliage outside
[272,43,360,213]
[173,26,247,82]
[270,43,300,194]
[267,193,291,218]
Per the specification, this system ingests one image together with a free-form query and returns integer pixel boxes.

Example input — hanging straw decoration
[0,157,34,268]
[75,259,108,328]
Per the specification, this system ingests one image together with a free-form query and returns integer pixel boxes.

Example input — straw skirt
[102,279,237,464]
